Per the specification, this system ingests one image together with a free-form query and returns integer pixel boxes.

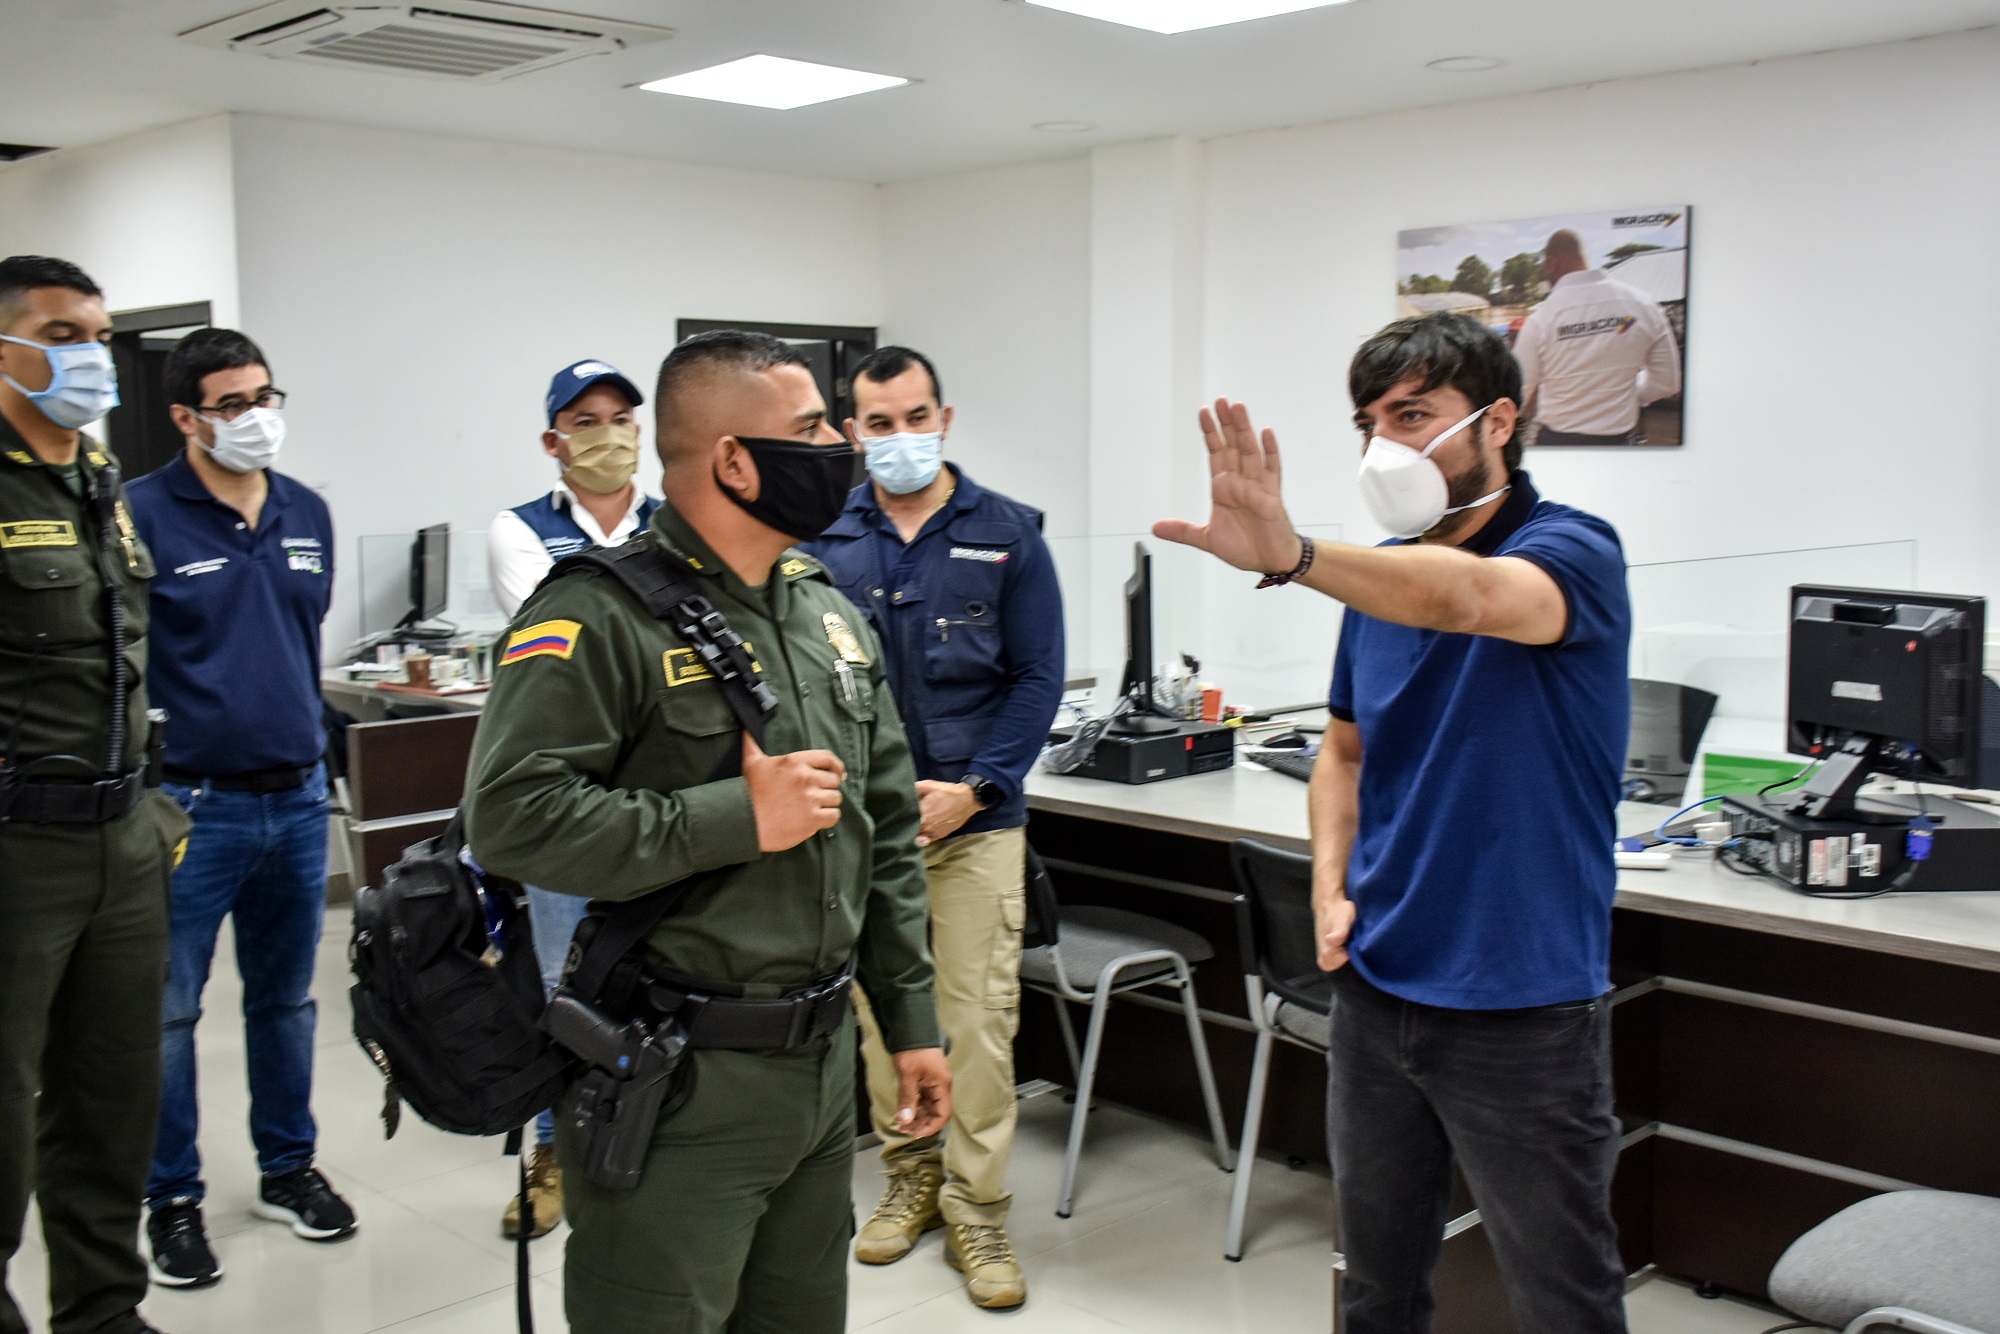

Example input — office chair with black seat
[1223,838,1336,1261]
[1019,845,1235,1219]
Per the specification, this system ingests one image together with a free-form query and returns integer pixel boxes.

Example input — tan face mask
[558,422,640,494]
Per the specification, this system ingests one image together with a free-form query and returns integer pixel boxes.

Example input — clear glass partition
[1047,523,1345,714]
[355,528,510,644]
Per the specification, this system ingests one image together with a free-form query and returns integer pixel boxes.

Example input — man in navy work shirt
[1156,312,1632,1333]
[807,346,1064,1311]
[484,358,657,1239]
[125,329,355,1291]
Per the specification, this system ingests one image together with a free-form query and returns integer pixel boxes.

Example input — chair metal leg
[1052,992,1083,1084]
[1224,1025,1274,1260]
[1056,988,1114,1218]
[1174,959,1236,1173]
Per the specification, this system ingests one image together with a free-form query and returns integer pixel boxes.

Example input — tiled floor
[8,908,1793,1333]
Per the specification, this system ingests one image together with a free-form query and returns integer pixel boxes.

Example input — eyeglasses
[196,389,287,421]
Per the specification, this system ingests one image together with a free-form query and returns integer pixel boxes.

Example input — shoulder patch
[0,520,78,549]
[501,619,582,665]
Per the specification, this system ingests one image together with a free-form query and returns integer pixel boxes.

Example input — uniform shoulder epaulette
[779,552,830,583]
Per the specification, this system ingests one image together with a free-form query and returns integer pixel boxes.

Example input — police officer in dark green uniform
[0,255,189,1334]
[464,329,951,1334]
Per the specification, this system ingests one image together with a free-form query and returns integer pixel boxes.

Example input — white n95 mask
[1356,404,1507,540]
[203,407,286,473]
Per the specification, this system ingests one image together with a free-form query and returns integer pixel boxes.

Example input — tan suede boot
[501,1143,562,1240]
[853,1162,944,1264]
[944,1222,1028,1309]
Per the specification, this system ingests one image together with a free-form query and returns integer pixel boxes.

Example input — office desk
[1022,764,2000,1332]
[322,671,488,721]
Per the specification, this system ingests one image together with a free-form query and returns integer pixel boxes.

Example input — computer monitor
[1782,585,1997,819]
[1114,542,1180,735]
[400,523,451,633]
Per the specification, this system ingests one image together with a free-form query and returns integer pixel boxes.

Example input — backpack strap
[541,541,780,1004]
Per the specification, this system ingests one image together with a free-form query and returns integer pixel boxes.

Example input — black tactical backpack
[349,815,567,1139]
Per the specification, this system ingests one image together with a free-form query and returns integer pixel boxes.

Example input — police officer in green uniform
[0,255,189,1334]
[464,329,951,1334]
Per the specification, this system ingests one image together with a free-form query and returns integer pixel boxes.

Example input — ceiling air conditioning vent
[180,1,672,82]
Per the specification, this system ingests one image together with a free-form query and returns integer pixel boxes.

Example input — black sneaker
[147,1198,222,1288]
[255,1167,357,1242]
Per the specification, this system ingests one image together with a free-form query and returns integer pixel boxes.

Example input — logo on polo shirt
[174,557,230,577]
[949,547,1008,564]
[1612,211,1681,228]
[1555,314,1638,341]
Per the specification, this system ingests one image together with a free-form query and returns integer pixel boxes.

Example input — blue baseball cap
[545,359,643,425]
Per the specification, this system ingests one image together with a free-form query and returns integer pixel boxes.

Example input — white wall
[1201,28,2000,595]
[0,115,239,326]
[229,114,884,652]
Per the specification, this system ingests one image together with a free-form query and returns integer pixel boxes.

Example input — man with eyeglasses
[124,327,352,1291]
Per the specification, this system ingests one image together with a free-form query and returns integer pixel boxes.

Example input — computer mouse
[1262,731,1309,750]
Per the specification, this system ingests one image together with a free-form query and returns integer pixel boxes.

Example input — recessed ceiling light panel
[1024,0,1354,35]
[639,54,909,109]
[1426,55,1504,72]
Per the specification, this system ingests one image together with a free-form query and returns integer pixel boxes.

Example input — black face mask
[716,436,859,542]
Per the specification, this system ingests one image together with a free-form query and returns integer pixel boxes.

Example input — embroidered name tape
[0,520,78,549]
[949,546,1008,563]
[502,619,583,664]
[664,644,762,687]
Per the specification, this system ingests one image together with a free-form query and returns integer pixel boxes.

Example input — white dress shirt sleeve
[1636,308,1682,404]
[487,509,553,620]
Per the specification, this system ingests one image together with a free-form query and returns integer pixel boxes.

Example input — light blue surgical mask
[861,431,944,495]
[0,335,120,429]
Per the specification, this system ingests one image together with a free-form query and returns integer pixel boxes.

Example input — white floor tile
[3,904,1801,1334]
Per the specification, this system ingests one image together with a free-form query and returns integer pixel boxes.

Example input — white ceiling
[3,0,1998,183]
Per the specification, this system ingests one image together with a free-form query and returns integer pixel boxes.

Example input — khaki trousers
[853,825,1025,1229]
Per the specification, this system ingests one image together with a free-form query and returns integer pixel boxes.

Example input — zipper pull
[936,617,950,643]
[834,658,857,702]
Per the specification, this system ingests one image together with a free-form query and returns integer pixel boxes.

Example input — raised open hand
[1151,399,1301,575]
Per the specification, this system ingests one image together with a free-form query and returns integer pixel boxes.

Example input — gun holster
[543,988,692,1193]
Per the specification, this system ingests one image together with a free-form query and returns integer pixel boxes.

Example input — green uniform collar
[645,500,827,621]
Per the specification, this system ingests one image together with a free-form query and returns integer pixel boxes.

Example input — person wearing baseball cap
[486,359,656,618]
[484,358,656,1239]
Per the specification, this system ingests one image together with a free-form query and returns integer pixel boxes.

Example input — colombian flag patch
[501,619,582,665]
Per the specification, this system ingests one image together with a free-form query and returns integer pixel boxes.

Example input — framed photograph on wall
[1397,206,1690,447]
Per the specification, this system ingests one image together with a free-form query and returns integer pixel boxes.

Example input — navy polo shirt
[126,454,335,776]
[1327,472,1630,1010]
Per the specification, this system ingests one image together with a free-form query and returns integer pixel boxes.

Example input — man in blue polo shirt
[807,346,1064,1310]
[1156,312,1632,1333]
[125,328,353,1291]
[484,358,657,1239]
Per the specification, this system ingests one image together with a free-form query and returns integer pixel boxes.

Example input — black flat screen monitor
[1784,585,1997,816]
[1114,542,1180,734]
[407,523,450,626]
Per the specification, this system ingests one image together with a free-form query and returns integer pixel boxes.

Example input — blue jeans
[526,885,590,1145]
[1326,966,1628,1334]
[147,765,330,1206]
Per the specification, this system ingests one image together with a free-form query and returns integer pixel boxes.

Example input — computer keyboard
[1251,750,1318,783]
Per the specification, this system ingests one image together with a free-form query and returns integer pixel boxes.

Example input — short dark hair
[656,328,811,439]
[0,255,103,327]
[851,345,942,407]
[164,327,271,409]
[1349,312,1525,470]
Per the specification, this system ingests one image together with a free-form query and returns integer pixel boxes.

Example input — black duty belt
[0,769,150,825]
[638,966,855,1051]
[162,763,316,793]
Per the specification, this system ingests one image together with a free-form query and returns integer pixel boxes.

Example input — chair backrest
[1229,838,1334,1015]
[1023,843,1061,951]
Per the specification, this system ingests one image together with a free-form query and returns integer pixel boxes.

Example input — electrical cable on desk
[1757,760,1822,796]
[1717,843,1772,879]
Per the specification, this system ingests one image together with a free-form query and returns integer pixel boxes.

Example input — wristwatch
[961,774,1001,809]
